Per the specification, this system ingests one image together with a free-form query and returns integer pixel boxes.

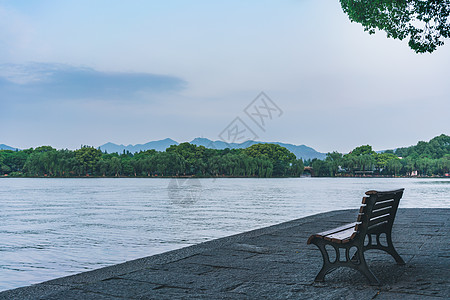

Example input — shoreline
[2,175,450,179]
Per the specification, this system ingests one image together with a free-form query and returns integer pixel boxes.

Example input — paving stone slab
[38,289,127,300]
[374,291,446,300]
[77,278,161,298]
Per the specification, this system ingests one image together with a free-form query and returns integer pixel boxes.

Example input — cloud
[0,62,186,102]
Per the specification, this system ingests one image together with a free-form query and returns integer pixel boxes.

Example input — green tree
[350,145,375,156]
[386,157,402,176]
[375,152,398,172]
[74,146,102,175]
[244,143,297,176]
[290,159,304,176]
[109,157,122,176]
[1,164,11,174]
[325,151,343,176]
[342,145,376,174]
[340,0,450,53]
[311,159,331,177]
[34,146,55,152]
[0,150,28,174]
[167,143,207,175]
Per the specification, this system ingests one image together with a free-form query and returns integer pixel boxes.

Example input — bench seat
[307,222,360,244]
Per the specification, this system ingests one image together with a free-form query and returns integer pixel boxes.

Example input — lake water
[0,177,449,291]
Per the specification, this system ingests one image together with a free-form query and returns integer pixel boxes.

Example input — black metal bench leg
[356,252,380,285]
[315,265,335,282]
[385,234,405,265]
[313,242,335,282]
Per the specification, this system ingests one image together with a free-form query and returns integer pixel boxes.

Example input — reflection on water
[340,0,450,53]
[0,178,449,291]
[416,180,450,184]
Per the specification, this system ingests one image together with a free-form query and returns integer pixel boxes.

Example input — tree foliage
[74,146,102,175]
[0,143,303,178]
[340,0,450,53]
[244,143,302,176]
[310,134,450,177]
[395,134,450,159]
[1,135,448,178]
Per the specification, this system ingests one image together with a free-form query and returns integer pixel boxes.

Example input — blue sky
[1,0,449,152]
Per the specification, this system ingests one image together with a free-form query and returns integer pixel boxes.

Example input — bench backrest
[355,189,404,236]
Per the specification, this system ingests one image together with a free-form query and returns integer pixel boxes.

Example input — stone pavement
[1,208,448,299]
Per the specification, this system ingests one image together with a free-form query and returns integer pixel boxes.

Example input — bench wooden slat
[365,189,404,196]
[361,197,369,204]
[371,206,392,218]
[324,227,357,244]
[358,205,366,214]
[357,213,364,223]
[307,222,359,244]
[316,222,358,237]
[369,213,390,227]
[374,194,399,201]
[368,220,388,231]
[374,199,395,209]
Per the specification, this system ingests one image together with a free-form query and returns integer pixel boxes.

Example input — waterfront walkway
[1,208,448,299]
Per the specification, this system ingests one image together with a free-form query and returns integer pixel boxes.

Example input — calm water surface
[0,178,449,291]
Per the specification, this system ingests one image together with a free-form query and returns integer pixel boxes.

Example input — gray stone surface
[1,208,448,299]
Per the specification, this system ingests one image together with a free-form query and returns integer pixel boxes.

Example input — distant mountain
[100,138,326,160]
[189,137,255,149]
[99,138,178,153]
[0,144,18,151]
[190,138,325,160]
[271,142,327,160]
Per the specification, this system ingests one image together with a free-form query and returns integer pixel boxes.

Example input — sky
[0,0,449,153]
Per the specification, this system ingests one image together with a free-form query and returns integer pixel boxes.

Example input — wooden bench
[307,189,405,285]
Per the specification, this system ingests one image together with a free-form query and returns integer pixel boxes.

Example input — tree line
[0,143,304,178]
[1,134,448,178]
[308,134,450,177]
